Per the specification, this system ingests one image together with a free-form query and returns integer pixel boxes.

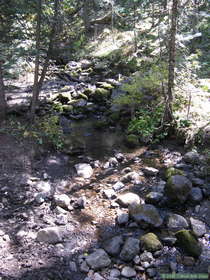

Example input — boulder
[140,233,163,252]
[120,237,140,262]
[175,230,202,258]
[165,175,192,203]
[129,204,163,228]
[74,163,93,178]
[86,249,111,270]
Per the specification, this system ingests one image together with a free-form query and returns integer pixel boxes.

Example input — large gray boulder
[165,175,192,203]
[86,249,111,270]
[129,204,163,228]
[120,237,140,262]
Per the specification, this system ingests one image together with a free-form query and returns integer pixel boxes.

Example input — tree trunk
[83,0,91,34]
[0,61,7,122]
[30,0,60,121]
[30,0,42,121]
[164,0,179,123]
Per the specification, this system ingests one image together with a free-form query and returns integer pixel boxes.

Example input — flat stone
[120,237,140,261]
[121,266,136,278]
[86,249,111,270]
[37,227,63,244]
[103,235,123,256]
[190,217,207,237]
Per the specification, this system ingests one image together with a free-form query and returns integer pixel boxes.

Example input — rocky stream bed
[1,59,210,280]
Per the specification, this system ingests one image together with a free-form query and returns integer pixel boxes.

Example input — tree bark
[30,0,42,121]
[30,0,60,121]
[164,0,179,123]
[0,61,7,122]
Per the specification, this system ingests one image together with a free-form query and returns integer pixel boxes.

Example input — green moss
[165,167,184,179]
[175,230,202,258]
[78,92,88,100]
[93,120,109,129]
[125,134,139,148]
[110,111,121,121]
[140,233,163,252]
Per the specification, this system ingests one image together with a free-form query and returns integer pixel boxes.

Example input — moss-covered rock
[96,82,114,90]
[53,92,72,104]
[62,105,73,112]
[140,233,163,252]
[78,92,88,100]
[83,88,95,96]
[165,167,185,179]
[125,134,139,148]
[165,175,192,203]
[175,230,202,258]
[93,88,111,102]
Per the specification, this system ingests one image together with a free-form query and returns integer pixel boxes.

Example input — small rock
[69,261,77,272]
[117,212,129,225]
[146,268,156,277]
[74,196,87,209]
[103,189,116,200]
[114,152,125,162]
[175,230,202,258]
[133,255,141,264]
[121,171,141,184]
[145,192,163,204]
[140,251,154,263]
[190,217,207,237]
[121,167,132,174]
[93,272,104,280]
[166,213,189,231]
[108,157,118,167]
[189,187,203,203]
[183,151,200,164]
[120,237,140,261]
[182,256,195,266]
[121,266,136,278]
[129,204,163,228]
[37,227,63,244]
[142,167,159,176]
[140,233,163,252]
[54,194,71,210]
[112,181,125,192]
[103,162,110,169]
[110,268,121,277]
[192,178,204,186]
[55,214,68,225]
[34,192,48,204]
[161,237,177,246]
[86,249,111,270]
[103,235,123,256]
[117,192,142,207]
[74,163,93,178]
[80,261,89,272]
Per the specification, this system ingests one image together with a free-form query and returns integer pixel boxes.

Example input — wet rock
[175,230,202,258]
[183,151,200,164]
[36,227,63,244]
[112,181,125,192]
[189,187,203,203]
[165,175,192,203]
[74,163,93,178]
[117,192,142,207]
[121,266,136,278]
[103,189,116,200]
[140,233,163,252]
[117,211,129,225]
[145,192,163,204]
[120,237,140,261]
[166,214,189,231]
[142,167,159,176]
[129,204,163,228]
[103,235,123,256]
[190,217,207,237]
[54,194,71,210]
[86,249,111,270]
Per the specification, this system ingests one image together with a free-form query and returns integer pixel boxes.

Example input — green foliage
[128,104,167,143]
[5,115,64,151]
